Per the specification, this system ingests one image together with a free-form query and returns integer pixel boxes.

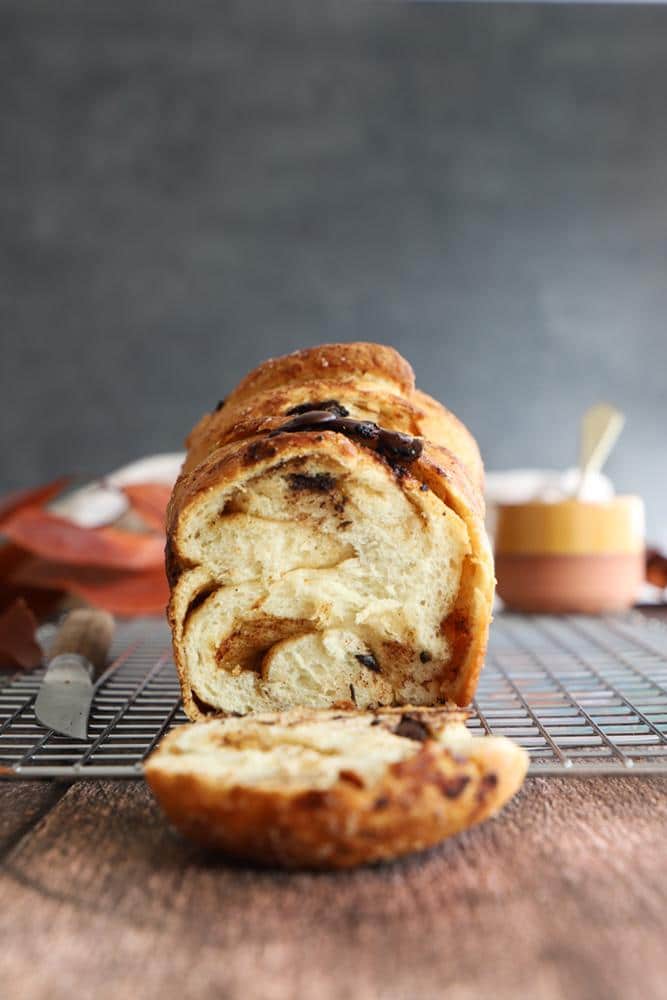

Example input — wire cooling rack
[1,614,667,778]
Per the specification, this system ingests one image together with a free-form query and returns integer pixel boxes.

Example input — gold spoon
[576,402,625,499]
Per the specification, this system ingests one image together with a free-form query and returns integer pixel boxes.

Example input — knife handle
[50,610,115,677]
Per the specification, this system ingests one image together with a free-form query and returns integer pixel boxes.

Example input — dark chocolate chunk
[376,427,423,463]
[269,411,423,472]
[213,398,226,413]
[287,472,337,493]
[355,652,381,673]
[420,483,429,492]
[245,440,278,464]
[394,713,432,742]
[351,420,380,441]
[298,790,327,809]
[439,775,471,799]
[270,411,336,434]
[419,650,432,664]
[339,769,365,788]
[286,400,350,418]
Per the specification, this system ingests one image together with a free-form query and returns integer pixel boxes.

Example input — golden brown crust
[223,342,415,411]
[144,707,527,870]
[184,361,483,494]
[412,389,484,492]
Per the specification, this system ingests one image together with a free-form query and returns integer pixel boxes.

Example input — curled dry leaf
[647,548,667,590]
[0,477,70,527]
[0,598,42,670]
[0,542,66,620]
[122,483,171,533]
[65,569,168,616]
[12,558,169,616]
[1,508,165,571]
[0,541,30,580]
[0,476,170,618]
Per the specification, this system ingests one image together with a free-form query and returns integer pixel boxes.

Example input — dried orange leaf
[67,569,169,616]
[0,541,30,579]
[1,508,164,571]
[0,477,71,527]
[0,544,66,619]
[13,559,168,617]
[0,598,42,670]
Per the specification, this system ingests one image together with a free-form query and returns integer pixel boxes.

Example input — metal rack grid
[1,613,667,778]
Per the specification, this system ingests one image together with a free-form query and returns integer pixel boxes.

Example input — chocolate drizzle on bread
[287,472,337,493]
[286,400,350,418]
[269,410,423,472]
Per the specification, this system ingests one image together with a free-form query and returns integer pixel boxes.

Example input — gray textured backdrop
[2,2,667,540]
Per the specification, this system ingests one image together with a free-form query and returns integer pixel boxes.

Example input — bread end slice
[144,707,527,869]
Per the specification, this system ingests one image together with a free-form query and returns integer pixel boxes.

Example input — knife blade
[34,609,115,739]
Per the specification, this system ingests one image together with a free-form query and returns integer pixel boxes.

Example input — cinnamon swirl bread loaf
[166,343,494,719]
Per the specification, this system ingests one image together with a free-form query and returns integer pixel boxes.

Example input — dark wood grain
[1,775,666,1000]
[0,780,67,855]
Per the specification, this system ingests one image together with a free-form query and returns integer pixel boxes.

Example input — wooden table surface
[0,777,667,1000]
[1,775,666,1000]
[2,611,667,1000]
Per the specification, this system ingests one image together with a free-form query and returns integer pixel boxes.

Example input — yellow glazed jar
[494,496,645,614]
